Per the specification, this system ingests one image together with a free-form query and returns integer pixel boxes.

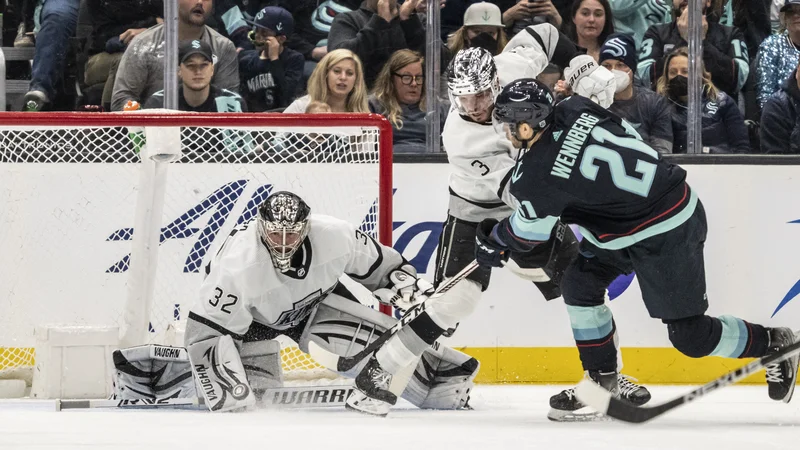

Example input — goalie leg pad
[112,344,196,400]
[299,290,395,377]
[240,339,283,396]
[188,334,256,412]
[401,346,479,410]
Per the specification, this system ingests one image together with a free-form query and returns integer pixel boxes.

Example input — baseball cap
[463,2,503,27]
[179,39,213,64]
[781,0,800,11]
[247,6,294,36]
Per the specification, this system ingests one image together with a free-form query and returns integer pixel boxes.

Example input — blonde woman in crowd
[284,49,369,113]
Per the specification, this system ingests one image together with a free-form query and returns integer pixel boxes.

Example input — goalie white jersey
[186,214,404,341]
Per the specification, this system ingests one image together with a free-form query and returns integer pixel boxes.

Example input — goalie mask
[492,78,555,146]
[257,191,311,272]
[447,47,499,122]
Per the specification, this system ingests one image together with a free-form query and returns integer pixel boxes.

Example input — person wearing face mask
[237,7,305,112]
[656,47,750,154]
[639,0,749,101]
[447,2,509,58]
[599,33,673,153]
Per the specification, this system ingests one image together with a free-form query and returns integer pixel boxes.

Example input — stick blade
[574,379,612,414]
[575,380,659,424]
[308,340,341,371]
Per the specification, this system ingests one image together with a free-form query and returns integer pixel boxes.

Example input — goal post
[0,112,394,392]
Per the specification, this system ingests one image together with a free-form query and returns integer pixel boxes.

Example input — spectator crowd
[6,0,800,153]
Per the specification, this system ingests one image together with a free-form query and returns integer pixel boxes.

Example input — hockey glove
[375,266,435,314]
[475,219,510,268]
[564,54,616,108]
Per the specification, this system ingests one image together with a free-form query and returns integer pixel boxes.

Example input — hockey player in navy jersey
[480,78,800,414]
[345,25,651,420]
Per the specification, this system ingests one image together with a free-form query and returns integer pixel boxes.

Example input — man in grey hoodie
[111,0,239,111]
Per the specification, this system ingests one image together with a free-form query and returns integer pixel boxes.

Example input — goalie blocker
[112,287,479,412]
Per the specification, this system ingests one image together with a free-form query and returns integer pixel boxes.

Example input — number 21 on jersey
[579,126,658,198]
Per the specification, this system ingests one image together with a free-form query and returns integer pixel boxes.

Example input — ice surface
[1,385,799,450]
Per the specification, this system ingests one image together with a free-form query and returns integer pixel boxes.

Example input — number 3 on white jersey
[579,126,658,198]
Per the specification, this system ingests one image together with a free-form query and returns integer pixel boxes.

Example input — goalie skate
[345,356,397,417]
[548,371,633,422]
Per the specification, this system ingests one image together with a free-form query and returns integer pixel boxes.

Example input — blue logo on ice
[770,219,800,317]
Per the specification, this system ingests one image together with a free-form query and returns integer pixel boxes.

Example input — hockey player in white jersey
[345,25,649,420]
[110,191,480,412]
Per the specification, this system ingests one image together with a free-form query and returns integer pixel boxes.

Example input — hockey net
[0,112,393,390]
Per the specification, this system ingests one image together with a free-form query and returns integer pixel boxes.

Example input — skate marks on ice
[1,386,800,450]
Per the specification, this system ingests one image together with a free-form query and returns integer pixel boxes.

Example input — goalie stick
[309,260,480,373]
[574,339,800,424]
[55,385,355,411]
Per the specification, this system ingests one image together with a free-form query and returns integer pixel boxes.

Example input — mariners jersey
[185,214,404,343]
[502,95,692,251]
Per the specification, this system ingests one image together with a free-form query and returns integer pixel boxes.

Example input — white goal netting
[0,112,392,386]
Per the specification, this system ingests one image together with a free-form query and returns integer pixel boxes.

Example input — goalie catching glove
[373,264,434,314]
[564,54,615,108]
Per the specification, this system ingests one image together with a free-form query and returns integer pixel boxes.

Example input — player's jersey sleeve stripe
[509,212,558,242]
[579,187,698,250]
[449,187,507,209]
[346,236,384,281]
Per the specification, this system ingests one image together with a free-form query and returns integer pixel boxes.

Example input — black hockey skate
[765,327,800,402]
[346,356,398,417]
[548,370,622,422]
[617,374,651,406]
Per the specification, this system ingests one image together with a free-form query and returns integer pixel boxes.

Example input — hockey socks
[376,311,447,374]
[665,315,769,359]
[567,304,617,372]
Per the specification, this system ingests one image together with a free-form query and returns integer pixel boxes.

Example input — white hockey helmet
[257,191,311,272]
[447,47,500,119]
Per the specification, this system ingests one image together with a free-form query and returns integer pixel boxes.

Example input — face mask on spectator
[468,33,499,55]
[611,69,630,93]
[668,75,688,100]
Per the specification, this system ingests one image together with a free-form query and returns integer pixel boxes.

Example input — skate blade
[547,406,611,422]
[345,392,390,417]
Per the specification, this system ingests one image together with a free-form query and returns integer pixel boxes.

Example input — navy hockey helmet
[493,78,555,143]
[257,191,311,272]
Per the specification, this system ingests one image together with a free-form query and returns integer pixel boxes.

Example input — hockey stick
[309,260,480,372]
[574,339,800,424]
[56,385,355,411]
